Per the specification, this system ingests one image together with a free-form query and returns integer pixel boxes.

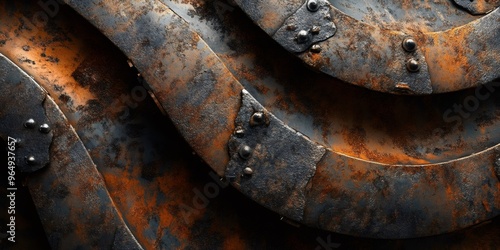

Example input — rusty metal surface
[57,0,500,239]
[306,148,500,238]
[0,2,333,248]
[453,0,500,15]
[227,90,325,222]
[234,0,500,94]
[272,0,337,53]
[161,0,500,167]
[63,0,242,176]
[0,51,141,248]
[29,95,142,250]
[0,55,52,173]
[1,0,500,246]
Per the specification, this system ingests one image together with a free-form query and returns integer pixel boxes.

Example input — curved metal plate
[0,53,142,249]
[234,0,500,95]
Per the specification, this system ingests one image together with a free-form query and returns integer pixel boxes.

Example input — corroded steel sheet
[234,0,500,94]
[60,0,500,239]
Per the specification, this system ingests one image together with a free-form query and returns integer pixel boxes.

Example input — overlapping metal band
[0,54,142,249]
[235,0,500,95]
[63,0,500,238]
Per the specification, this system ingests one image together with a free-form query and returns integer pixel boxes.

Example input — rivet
[286,24,297,31]
[307,0,320,12]
[311,44,322,53]
[296,30,310,44]
[311,26,321,34]
[24,118,36,129]
[234,127,245,138]
[402,38,417,52]
[243,167,254,175]
[250,111,266,126]
[239,145,252,160]
[26,156,36,165]
[406,59,420,72]
[39,123,51,133]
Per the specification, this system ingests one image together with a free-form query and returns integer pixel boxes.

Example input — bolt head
[39,124,51,133]
[24,119,36,129]
[26,156,36,165]
[406,59,420,72]
[239,145,252,160]
[307,0,320,12]
[243,167,254,175]
[402,38,417,52]
[296,30,310,44]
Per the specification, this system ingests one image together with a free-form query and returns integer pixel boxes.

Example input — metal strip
[0,57,52,173]
[0,54,143,249]
[234,0,500,94]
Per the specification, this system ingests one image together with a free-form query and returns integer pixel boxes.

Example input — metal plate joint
[273,0,337,53]
[226,89,326,222]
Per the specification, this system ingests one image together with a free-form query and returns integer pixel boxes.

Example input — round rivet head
[297,30,310,44]
[311,26,321,34]
[406,59,420,72]
[307,0,320,12]
[243,167,254,175]
[250,111,266,126]
[311,44,322,53]
[402,38,417,52]
[39,123,51,133]
[24,118,36,129]
[26,156,36,165]
[239,145,252,160]
[234,127,245,138]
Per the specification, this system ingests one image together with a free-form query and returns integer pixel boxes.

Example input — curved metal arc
[0,54,143,249]
[234,0,500,95]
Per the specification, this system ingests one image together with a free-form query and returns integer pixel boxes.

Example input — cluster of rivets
[24,118,36,129]
[296,30,310,44]
[307,0,320,12]
[22,119,51,167]
[239,145,252,160]
[26,156,36,165]
[402,37,420,73]
[311,44,322,53]
[250,111,266,126]
[406,59,420,72]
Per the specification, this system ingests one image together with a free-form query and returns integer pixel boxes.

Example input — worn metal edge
[0,52,143,249]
